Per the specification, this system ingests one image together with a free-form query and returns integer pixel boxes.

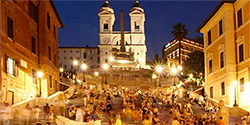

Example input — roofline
[59,47,99,49]
[195,0,235,32]
[50,0,64,28]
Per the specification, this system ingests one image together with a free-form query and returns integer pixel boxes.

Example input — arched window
[134,21,140,30]
[103,20,108,31]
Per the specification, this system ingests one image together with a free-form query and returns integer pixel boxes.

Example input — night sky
[54,0,220,61]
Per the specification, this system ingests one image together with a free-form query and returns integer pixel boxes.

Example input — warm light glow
[73,60,78,65]
[189,74,193,78]
[94,72,99,76]
[171,67,177,74]
[139,58,142,62]
[103,64,108,70]
[152,74,157,79]
[81,64,87,70]
[37,71,43,78]
[109,56,114,62]
[233,80,238,85]
[156,66,163,73]
[178,65,182,71]
[59,68,64,72]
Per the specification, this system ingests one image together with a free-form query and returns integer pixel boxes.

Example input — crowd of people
[1,84,250,125]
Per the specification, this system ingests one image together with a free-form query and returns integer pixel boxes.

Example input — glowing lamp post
[233,80,238,107]
[37,71,43,96]
[156,65,163,88]
[103,64,109,84]
[81,63,87,83]
[59,68,64,79]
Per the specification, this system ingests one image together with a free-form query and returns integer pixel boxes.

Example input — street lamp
[156,65,163,88]
[152,74,157,89]
[94,72,99,76]
[81,63,87,83]
[189,74,193,78]
[59,68,64,80]
[103,64,109,84]
[37,71,43,96]
[233,80,238,107]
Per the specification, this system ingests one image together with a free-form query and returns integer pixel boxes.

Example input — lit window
[6,56,18,76]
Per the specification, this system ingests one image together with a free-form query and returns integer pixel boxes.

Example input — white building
[98,0,147,69]
[59,46,100,71]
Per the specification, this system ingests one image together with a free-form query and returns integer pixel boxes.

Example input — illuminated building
[59,46,100,71]
[98,0,148,70]
[162,38,203,66]
[0,0,64,104]
[196,0,250,110]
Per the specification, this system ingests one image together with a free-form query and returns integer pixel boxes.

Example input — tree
[181,50,204,86]
[193,36,203,44]
[171,22,188,64]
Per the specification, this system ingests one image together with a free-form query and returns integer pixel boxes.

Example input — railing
[56,116,101,125]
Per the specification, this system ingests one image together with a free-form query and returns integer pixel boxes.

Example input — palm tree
[171,22,188,64]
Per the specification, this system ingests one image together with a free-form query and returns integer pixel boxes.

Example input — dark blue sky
[54,0,220,61]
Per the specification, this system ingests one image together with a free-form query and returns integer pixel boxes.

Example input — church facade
[98,0,147,70]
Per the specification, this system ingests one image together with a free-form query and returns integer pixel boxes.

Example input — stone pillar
[216,100,229,125]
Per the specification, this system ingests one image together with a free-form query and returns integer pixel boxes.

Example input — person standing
[217,117,225,125]
[3,103,12,125]
[34,105,41,123]
[75,106,85,122]
[43,103,50,121]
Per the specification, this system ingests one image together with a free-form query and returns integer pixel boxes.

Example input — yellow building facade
[0,0,64,104]
[197,0,250,111]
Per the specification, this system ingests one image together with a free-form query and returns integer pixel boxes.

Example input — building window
[5,56,18,77]
[239,44,244,63]
[210,86,213,98]
[219,19,223,36]
[70,57,73,60]
[71,65,73,69]
[48,45,51,61]
[29,1,38,23]
[91,57,93,60]
[54,25,56,38]
[104,24,108,30]
[105,59,108,63]
[64,50,66,53]
[64,57,66,60]
[49,75,52,88]
[209,59,212,74]
[84,53,87,58]
[7,17,14,40]
[98,57,100,63]
[220,52,224,68]
[135,21,140,30]
[31,36,36,54]
[54,53,56,66]
[221,82,225,95]
[64,65,67,69]
[55,80,57,92]
[47,13,50,30]
[186,47,189,50]
[90,50,92,53]
[237,9,242,28]
[75,50,79,53]
[208,30,211,46]
[32,69,37,85]
[70,50,72,53]
[240,77,244,92]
